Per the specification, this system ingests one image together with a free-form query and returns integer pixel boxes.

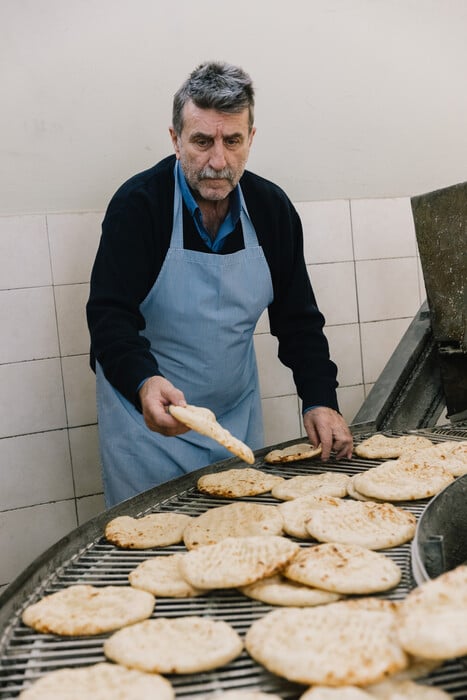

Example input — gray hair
[172,61,255,136]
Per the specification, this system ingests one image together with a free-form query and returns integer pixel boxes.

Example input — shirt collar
[175,161,241,251]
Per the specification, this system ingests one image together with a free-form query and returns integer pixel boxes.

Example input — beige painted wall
[1,0,467,215]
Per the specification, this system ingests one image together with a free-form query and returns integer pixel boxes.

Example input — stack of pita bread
[350,434,467,502]
[244,564,467,695]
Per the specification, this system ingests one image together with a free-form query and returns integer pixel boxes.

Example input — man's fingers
[319,435,333,461]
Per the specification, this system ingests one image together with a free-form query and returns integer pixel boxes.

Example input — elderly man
[87,61,353,506]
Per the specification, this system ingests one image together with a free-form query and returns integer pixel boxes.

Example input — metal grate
[1,427,467,698]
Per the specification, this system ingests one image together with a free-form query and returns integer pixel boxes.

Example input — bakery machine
[1,181,466,698]
[1,425,467,698]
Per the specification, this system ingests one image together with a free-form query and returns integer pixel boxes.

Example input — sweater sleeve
[86,187,165,407]
[246,177,340,412]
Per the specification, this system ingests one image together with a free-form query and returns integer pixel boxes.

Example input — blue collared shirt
[175,161,241,252]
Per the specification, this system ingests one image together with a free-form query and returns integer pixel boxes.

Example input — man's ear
[248,126,257,148]
[169,127,180,158]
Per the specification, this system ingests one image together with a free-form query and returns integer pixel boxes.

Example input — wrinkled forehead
[180,100,251,136]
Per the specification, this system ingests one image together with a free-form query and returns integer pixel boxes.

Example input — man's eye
[194,138,210,148]
[225,138,241,148]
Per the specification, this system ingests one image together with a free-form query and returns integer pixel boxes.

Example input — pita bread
[183,502,283,549]
[284,542,401,594]
[367,679,453,698]
[239,573,341,606]
[388,655,442,682]
[271,472,350,501]
[397,564,467,659]
[278,495,343,539]
[301,682,452,700]
[304,499,416,550]
[168,404,254,464]
[346,474,385,502]
[300,688,372,699]
[104,513,192,549]
[352,461,454,501]
[104,616,243,673]
[197,467,284,498]
[179,535,300,589]
[21,585,155,636]
[333,597,400,613]
[410,439,467,454]
[245,601,408,686]
[264,443,322,464]
[205,694,282,700]
[402,441,467,477]
[355,435,433,459]
[128,554,203,597]
[17,662,174,700]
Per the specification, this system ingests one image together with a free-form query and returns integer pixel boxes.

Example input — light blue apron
[96,170,274,507]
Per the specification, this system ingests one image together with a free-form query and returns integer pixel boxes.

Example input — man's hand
[303,406,353,461]
[139,376,189,436]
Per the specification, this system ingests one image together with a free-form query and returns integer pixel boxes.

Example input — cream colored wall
[0,0,463,589]
[2,0,467,213]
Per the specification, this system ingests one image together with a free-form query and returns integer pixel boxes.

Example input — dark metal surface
[413,473,467,583]
[1,429,467,698]
[411,181,467,420]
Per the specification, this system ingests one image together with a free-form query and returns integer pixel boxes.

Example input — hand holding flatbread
[168,404,255,464]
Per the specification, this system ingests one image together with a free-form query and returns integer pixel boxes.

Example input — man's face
[170,100,255,203]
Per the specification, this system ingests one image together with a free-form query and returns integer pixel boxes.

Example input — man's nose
[209,140,227,170]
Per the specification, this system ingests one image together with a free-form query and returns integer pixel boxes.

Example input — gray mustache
[199,166,234,181]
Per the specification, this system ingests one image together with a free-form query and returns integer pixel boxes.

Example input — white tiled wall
[0,198,425,588]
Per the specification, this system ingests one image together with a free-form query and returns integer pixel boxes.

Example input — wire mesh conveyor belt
[1,425,467,698]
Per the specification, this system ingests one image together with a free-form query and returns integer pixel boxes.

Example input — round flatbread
[197,467,284,498]
[245,601,408,686]
[179,535,300,589]
[300,688,372,699]
[278,495,343,539]
[354,435,433,460]
[388,655,442,681]
[17,662,174,700]
[21,585,155,636]
[239,573,341,607]
[346,474,385,502]
[104,512,192,549]
[183,502,283,549]
[397,564,467,659]
[104,616,243,673]
[264,443,322,464]
[367,679,453,698]
[168,404,254,464]
[352,461,454,501]
[284,542,401,594]
[304,499,416,550]
[128,554,203,598]
[402,441,467,477]
[271,472,350,501]
[205,694,283,700]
